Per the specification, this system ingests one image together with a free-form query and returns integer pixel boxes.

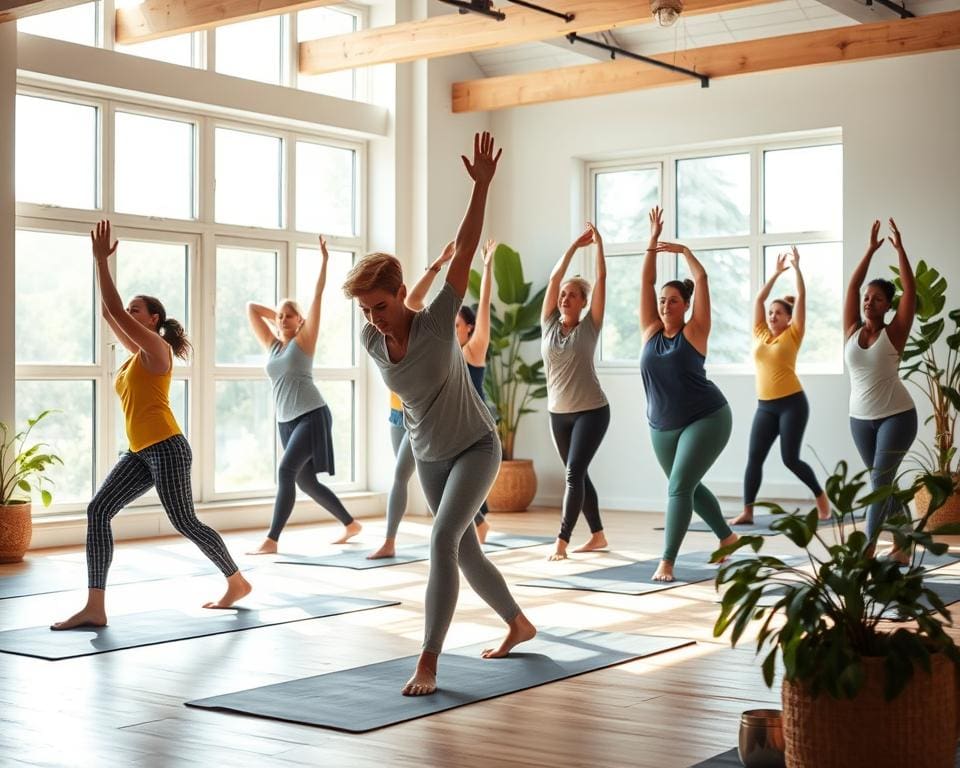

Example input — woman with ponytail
[53,221,251,630]
[731,246,829,526]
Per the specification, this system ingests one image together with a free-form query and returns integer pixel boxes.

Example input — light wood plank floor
[2,508,957,768]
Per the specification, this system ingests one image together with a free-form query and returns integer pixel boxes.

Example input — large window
[590,137,843,371]
[14,89,365,514]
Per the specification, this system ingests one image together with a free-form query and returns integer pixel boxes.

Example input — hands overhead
[91,220,119,262]
[461,131,502,186]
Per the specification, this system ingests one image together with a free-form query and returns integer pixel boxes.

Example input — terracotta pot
[486,459,537,513]
[782,653,958,768]
[0,501,32,563]
[914,477,960,530]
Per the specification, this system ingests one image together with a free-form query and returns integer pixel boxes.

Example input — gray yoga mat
[277,534,554,570]
[187,628,693,732]
[0,594,399,660]
[691,744,960,767]
[655,513,782,537]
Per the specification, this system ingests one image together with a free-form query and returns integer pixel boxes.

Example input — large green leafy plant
[467,243,546,460]
[0,411,62,507]
[714,463,960,701]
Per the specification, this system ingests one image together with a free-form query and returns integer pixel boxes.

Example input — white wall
[483,50,960,512]
[0,22,14,430]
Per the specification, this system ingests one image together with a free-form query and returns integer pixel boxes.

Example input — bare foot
[366,540,397,560]
[246,537,278,555]
[475,518,491,544]
[203,572,252,609]
[652,560,675,582]
[481,612,537,658]
[881,546,912,565]
[331,520,362,545]
[50,607,107,631]
[573,531,608,553]
[548,539,568,561]
[815,492,831,521]
[402,652,438,696]
[730,510,754,525]
[716,533,739,563]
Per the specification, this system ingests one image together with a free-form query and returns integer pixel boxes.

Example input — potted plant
[467,243,547,511]
[893,260,960,526]
[713,463,960,768]
[0,411,62,562]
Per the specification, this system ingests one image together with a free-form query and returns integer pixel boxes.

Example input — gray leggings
[849,408,918,540]
[386,423,485,540]
[415,431,520,653]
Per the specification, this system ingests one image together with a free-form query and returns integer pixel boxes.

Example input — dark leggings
[850,408,918,541]
[743,391,823,507]
[549,404,610,542]
[269,414,353,541]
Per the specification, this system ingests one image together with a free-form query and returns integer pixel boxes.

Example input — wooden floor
[2,508,957,768]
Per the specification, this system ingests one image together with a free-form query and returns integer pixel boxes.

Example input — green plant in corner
[0,410,62,507]
[467,243,547,460]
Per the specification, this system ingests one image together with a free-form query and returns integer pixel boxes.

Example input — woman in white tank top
[843,219,917,554]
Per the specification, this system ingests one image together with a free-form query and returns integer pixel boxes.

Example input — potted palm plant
[0,411,62,562]
[893,260,960,526]
[713,463,960,768]
[467,243,547,511]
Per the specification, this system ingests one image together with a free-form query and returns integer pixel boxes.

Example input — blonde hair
[342,252,404,298]
[277,298,302,318]
[562,276,591,302]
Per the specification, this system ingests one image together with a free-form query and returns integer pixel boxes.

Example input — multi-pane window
[215,128,283,229]
[591,138,843,370]
[296,7,357,100]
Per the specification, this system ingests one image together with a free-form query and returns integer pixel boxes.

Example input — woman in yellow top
[731,246,830,526]
[52,221,251,630]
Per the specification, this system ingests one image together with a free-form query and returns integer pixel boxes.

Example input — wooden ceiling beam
[451,10,960,112]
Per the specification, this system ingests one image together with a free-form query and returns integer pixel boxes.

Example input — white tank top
[844,328,914,420]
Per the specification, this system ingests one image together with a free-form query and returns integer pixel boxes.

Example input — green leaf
[493,244,525,305]
[467,268,481,300]
[41,489,53,507]
[17,479,31,493]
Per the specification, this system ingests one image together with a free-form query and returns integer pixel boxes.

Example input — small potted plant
[0,411,62,562]
[713,463,960,768]
[467,243,547,511]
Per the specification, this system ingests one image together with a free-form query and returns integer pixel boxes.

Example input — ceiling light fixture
[650,0,684,27]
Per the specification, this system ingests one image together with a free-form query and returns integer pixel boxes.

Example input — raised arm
[463,239,494,366]
[446,132,501,299]
[639,207,664,340]
[845,220,884,339]
[406,241,453,311]
[790,246,806,338]
[295,235,329,356]
[543,227,592,322]
[755,252,789,330]
[102,304,139,356]
[589,223,606,329]
[246,301,278,350]
[91,220,170,373]
[657,242,711,350]
[885,218,916,352]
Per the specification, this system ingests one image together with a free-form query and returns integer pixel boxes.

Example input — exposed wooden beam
[114,0,341,45]
[0,0,87,23]
[452,10,960,112]
[299,0,781,75]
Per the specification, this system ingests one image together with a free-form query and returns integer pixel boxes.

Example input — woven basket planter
[486,459,538,513]
[914,477,960,529]
[782,653,958,768]
[0,501,32,563]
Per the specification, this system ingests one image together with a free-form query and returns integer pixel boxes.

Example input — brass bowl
[738,709,786,768]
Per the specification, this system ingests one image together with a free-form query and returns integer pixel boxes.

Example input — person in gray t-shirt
[343,132,536,697]
[541,223,611,562]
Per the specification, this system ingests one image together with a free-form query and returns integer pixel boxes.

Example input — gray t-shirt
[265,339,325,423]
[541,310,608,414]
[362,282,495,462]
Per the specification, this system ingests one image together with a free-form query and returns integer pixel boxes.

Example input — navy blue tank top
[467,363,485,400]
[640,329,727,431]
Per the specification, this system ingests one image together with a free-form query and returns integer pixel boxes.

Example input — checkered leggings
[86,434,238,589]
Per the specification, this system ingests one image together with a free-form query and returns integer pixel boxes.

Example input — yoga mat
[518,553,803,596]
[187,628,693,732]
[0,594,399,660]
[277,534,554,570]
[655,514,782,537]
[691,744,960,767]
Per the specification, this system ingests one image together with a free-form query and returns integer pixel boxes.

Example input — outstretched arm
[463,239,494,366]
[755,252,789,330]
[886,218,916,352]
[406,241,453,311]
[543,227,593,322]
[657,242,711,345]
[91,220,170,372]
[589,224,606,329]
[639,206,664,340]
[446,132,501,299]
[845,220,884,339]
[296,236,329,356]
[246,302,278,350]
[102,304,138,355]
[791,246,806,339]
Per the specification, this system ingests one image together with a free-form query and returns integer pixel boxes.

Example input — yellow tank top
[753,322,803,400]
[389,391,402,411]
[115,350,181,452]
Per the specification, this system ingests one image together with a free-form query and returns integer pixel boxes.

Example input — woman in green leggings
[639,207,738,582]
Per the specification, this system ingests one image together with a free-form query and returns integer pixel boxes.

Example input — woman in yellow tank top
[52,221,251,631]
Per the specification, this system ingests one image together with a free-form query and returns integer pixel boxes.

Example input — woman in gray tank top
[343,133,535,697]
[843,218,917,556]
[245,236,361,555]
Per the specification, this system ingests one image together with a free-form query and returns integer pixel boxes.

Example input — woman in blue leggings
[639,207,737,582]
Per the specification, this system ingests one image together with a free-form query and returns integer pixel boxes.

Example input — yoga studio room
[2,1,960,766]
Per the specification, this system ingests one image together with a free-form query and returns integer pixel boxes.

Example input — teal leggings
[650,404,733,563]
